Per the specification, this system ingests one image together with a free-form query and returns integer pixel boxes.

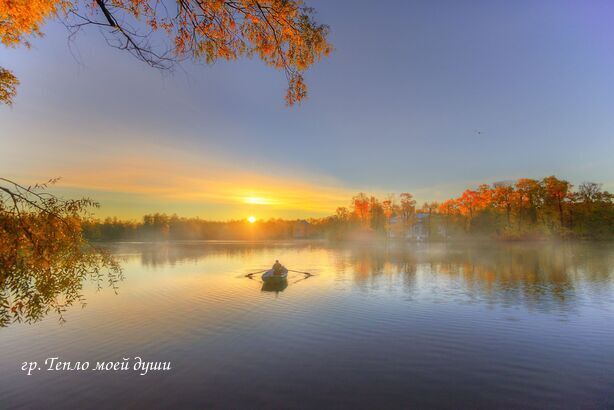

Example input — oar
[245,269,267,278]
[288,269,315,277]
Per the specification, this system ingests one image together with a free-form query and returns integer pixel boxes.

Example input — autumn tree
[0,178,122,326]
[352,193,370,228]
[0,0,332,105]
[542,176,571,230]
[381,196,395,220]
[577,182,602,213]
[398,192,416,235]
[0,67,18,105]
[335,206,350,222]
[368,196,386,233]
[457,189,481,232]
[492,182,514,228]
[573,182,613,237]
[438,199,458,216]
[438,199,458,238]
[420,201,439,239]
[514,178,540,229]
[381,195,396,235]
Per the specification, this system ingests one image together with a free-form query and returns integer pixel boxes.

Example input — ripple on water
[1,241,614,409]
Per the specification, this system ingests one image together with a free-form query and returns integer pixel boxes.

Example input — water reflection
[3,241,614,408]
[0,246,122,327]
[125,241,310,268]
[108,240,614,311]
[335,242,614,311]
[261,280,288,293]
[4,241,611,327]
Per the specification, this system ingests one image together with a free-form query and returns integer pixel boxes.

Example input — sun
[247,216,256,224]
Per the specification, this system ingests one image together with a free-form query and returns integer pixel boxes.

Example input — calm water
[2,241,614,409]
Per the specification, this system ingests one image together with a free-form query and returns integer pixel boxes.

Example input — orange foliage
[0,178,122,326]
[0,0,331,105]
[438,199,458,216]
[0,0,68,47]
[0,66,18,105]
[352,193,370,226]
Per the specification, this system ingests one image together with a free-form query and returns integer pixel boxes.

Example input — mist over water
[1,241,613,408]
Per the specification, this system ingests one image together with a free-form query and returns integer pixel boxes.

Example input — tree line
[83,176,613,242]
[82,214,324,241]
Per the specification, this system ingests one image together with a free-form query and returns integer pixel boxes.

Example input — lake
[1,241,613,409]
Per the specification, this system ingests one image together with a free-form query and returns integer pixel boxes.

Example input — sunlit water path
[1,241,613,408]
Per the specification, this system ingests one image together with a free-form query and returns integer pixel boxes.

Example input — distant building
[388,213,430,241]
[410,213,429,241]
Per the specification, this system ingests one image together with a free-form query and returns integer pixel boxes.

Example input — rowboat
[262,268,288,282]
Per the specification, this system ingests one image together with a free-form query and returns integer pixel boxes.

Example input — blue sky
[1,0,613,219]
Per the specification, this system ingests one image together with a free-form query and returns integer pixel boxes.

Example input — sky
[1,0,614,220]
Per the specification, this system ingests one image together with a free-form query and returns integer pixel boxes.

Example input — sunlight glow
[245,196,273,205]
[248,216,256,223]
[24,148,355,219]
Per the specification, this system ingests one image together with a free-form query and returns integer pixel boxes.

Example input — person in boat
[272,260,284,275]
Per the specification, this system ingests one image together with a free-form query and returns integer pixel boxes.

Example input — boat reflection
[261,279,288,293]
